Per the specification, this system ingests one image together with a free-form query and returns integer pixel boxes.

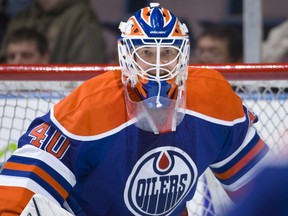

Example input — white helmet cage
[117,3,190,133]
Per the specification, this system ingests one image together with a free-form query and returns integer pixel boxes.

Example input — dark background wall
[89,0,288,62]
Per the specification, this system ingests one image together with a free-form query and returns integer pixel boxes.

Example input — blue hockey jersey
[0,68,269,216]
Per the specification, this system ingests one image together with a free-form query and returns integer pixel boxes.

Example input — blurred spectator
[4,27,49,64]
[0,0,106,64]
[193,25,243,64]
[262,20,288,62]
[5,0,32,17]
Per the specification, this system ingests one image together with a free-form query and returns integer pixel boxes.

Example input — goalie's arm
[0,144,76,215]
[209,105,270,203]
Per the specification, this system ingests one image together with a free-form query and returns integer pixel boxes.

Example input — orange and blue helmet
[118,3,190,134]
[120,2,188,38]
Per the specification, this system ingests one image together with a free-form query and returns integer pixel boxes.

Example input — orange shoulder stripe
[213,139,265,180]
[4,162,68,199]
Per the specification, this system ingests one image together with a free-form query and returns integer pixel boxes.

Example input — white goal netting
[0,64,287,216]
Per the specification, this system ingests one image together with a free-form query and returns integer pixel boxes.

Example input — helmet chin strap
[155,78,163,108]
[155,43,162,108]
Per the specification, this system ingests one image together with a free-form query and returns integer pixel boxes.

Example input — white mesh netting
[0,64,287,216]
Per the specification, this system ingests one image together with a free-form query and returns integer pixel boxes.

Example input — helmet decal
[140,5,172,28]
[120,3,187,38]
[137,6,175,37]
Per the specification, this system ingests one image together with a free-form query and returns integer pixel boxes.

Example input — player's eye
[136,48,156,62]
[139,49,153,56]
[159,48,178,62]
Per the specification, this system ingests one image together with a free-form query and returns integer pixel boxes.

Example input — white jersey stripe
[50,107,137,141]
[220,152,272,191]
[185,109,246,126]
[210,127,257,168]
[13,145,76,186]
[0,175,60,205]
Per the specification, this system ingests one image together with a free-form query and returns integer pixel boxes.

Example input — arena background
[90,0,288,63]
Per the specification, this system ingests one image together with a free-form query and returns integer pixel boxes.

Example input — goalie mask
[118,2,190,134]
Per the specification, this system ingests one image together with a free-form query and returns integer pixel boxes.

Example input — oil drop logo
[124,146,197,216]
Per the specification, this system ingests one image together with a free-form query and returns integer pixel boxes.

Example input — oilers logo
[124,146,197,216]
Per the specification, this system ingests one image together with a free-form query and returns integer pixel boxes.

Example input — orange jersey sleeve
[53,70,129,136]
[186,67,244,121]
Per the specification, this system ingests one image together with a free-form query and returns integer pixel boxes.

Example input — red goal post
[0,63,287,80]
[0,63,287,215]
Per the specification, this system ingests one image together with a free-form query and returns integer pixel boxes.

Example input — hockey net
[0,64,287,215]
